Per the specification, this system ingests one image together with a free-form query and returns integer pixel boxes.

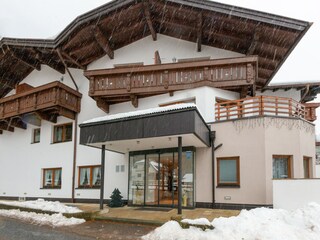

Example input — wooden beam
[154,50,161,64]
[130,95,138,108]
[60,51,86,70]
[30,48,65,74]
[93,26,114,59]
[0,130,2,134]
[247,30,260,55]
[96,98,110,113]
[35,111,58,123]
[0,122,14,132]
[197,13,203,52]
[6,46,41,71]
[58,107,76,120]
[10,118,27,130]
[0,80,16,89]
[240,86,248,98]
[142,0,157,41]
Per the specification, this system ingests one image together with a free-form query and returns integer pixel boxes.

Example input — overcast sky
[0,0,319,84]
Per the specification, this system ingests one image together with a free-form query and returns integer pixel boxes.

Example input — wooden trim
[32,128,41,143]
[53,123,73,143]
[303,156,312,179]
[78,165,101,188]
[42,168,62,188]
[217,156,240,187]
[272,155,292,179]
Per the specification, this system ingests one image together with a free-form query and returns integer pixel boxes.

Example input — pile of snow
[0,199,82,213]
[0,209,85,227]
[143,203,320,240]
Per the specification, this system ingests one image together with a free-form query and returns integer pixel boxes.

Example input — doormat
[135,207,172,212]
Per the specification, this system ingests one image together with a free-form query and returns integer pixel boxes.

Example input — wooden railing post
[289,99,292,117]
[275,97,278,116]
[259,96,263,116]
[216,104,220,121]
[33,93,37,110]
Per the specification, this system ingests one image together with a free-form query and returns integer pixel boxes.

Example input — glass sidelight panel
[128,155,145,205]
[145,154,159,205]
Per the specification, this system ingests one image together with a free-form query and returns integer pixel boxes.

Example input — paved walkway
[69,203,240,225]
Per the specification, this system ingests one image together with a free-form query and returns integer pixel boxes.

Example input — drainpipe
[56,48,79,203]
[211,131,216,209]
[211,131,223,209]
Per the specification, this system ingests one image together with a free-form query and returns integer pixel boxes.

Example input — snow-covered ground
[0,199,85,227]
[143,203,320,240]
[0,198,82,213]
[0,209,85,227]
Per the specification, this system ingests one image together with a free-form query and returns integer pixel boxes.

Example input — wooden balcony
[85,56,258,113]
[215,96,309,121]
[0,81,81,133]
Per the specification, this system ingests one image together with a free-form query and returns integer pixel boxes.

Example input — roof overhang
[79,105,211,153]
[0,0,312,97]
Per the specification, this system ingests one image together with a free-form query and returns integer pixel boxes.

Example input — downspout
[210,131,216,209]
[56,48,79,203]
[211,130,222,209]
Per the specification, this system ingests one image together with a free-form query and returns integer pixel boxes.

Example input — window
[273,155,292,179]
[78,166,101,188]
[53,123,72,143]
[43,168,62,188]
[217,157,240,187]
[32,128,41,143]
[303,156,312,178]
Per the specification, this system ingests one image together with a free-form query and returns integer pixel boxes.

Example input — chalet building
[0,0,319,210]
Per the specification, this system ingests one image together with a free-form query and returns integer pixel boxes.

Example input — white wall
[273,179,320,210]
[89,34,244,70]
[257,89,301,102]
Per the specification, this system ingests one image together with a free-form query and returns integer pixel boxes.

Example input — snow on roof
[82,103,197,125]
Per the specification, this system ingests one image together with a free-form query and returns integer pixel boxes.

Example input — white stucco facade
[0,35,245,203]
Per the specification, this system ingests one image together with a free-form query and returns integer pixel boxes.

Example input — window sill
[51,140,72,144]
[40,187,61,189]
[76,187,101,190]
[31,142,40,144]
[216,184,240,188]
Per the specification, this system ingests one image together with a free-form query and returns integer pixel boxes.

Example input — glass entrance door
[159,152,177,206]
[129,148,194,207]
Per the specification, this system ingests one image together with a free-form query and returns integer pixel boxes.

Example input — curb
[94,215,164,226]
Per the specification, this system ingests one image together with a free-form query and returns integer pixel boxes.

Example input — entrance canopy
[79,104,211,153]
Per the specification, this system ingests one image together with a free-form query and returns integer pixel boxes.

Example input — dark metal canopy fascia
[79,107,211,147]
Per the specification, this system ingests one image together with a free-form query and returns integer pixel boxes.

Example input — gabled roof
[0,0,311,97]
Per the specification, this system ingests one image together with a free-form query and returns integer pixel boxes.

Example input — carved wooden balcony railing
[85,56,258,113]
[304,102,320,122]
[0,81,81,133]
[215,96,309,121]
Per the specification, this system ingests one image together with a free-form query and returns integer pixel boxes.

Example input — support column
[100,145,106,210]
[178,137,182,215]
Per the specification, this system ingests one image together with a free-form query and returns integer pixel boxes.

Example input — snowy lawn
[0,209,85,227]
[0,198,82,213]
[143,203,320,240]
